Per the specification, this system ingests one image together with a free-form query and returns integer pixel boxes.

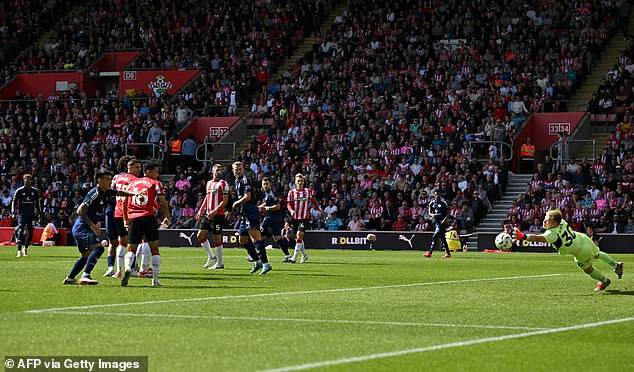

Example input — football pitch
[1,247,633,371]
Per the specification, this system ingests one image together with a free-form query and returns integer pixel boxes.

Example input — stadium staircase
[568,21,634,112]
[464,173,533,251]
[273,1,349,79]
[233,1,349,157]
[575,132,611,160]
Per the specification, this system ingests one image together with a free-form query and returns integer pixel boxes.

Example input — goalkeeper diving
[513,209,623,292]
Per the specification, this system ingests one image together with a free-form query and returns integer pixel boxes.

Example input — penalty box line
[259,317,634,372]
[46,311,549,331]
[25,273,563,314]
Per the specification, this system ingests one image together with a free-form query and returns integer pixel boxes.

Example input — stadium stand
[0,0,629,236]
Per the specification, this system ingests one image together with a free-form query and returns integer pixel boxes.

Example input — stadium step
[274,1,348,79]
[574,133,611,161]
[567,25,634,112]
[469,173,532,250]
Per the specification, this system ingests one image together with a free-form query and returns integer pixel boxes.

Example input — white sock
[152,255,160,283]
[124,251,135,272]
[142,243,151,271]
[292,242,301,261]
[135,247,143,269]
[300,242,307,256]
[115,245,125,273]
[201,239,215,259]
[215,244,223,265]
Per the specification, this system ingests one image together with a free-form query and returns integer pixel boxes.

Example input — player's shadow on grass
[280,272,338,277]
[124,285,254,290]
[160,275,225,281]
[313,262,390,266]
[606,289,634,296]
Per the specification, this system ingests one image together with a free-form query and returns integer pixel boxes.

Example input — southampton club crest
[148,74,173,97]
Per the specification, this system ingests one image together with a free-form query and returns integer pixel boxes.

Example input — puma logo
[179,232,194,245]
[398,234,415,249]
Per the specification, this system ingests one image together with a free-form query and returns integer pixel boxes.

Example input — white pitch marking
[45,311,548,331]
[24,273,562,314]
[259,317,634,372]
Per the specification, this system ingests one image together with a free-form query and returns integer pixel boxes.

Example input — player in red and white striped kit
[121,161,171,287]
[287,173,322,263]
[196,164,228,270]
[103,156,142,278]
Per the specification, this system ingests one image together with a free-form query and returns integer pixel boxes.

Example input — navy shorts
[72,221,99,253]
[17,214,35,230]
[105,210,118,240]
[238,206,261,236]
[261,215,283,237]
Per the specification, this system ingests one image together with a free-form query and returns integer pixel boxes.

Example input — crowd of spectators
[0,87,187,236]
[508,132,634,234]
[220,0,620,230]
[587,1,634,117]
[0,0,631,239]
[0,0,77,83]
[3,0,333,118]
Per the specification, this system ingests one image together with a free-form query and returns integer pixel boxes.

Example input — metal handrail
[196,142,236,163]
[549,139,596,165]
[468,140,513,161]
[125,142,165,161]
[195,143,214,165]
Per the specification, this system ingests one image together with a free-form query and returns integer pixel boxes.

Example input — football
[101,239,109,247]
[366,233,377,242]
[495,232,513,250]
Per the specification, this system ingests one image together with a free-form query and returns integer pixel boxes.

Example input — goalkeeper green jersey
[543,220,596,257]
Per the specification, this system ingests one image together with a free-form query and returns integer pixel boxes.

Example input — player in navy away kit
[63,170,137,285]
[232,161,271,274]
[424,190,452,258]
[12,174,41,257]
[258,177,292,262]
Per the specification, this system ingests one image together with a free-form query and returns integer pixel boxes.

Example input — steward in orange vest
[520,138,535,160]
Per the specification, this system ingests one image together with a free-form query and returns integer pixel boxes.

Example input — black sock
[278,239,290,256]
[68,257,88,279]
[255,240,268,264]
[107,255,115,267]
[244,241,259,262]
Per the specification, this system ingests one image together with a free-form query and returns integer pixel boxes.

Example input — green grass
[1,246,633,371]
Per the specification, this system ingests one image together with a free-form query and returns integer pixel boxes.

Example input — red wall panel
[0,227,67,245]
[91,52,140,72]
[119,70,201,97]
[180,117,240,142]
[513,112,585,170]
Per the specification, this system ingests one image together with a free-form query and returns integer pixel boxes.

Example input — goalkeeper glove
[513,227,526,241]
